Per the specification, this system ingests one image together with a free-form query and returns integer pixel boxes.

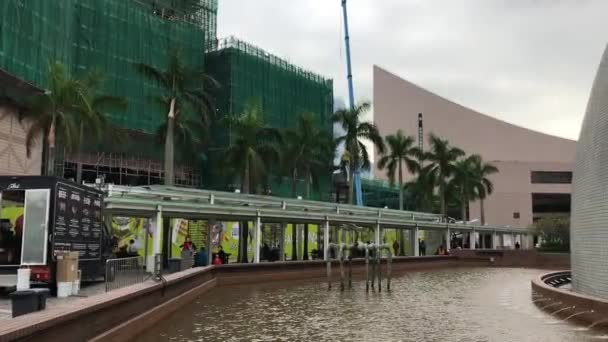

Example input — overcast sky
[217,0,607,141]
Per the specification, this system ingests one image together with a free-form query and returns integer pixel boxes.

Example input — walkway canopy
[102,185,526,234]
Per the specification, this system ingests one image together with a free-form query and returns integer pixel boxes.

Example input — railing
[105,256,146,292]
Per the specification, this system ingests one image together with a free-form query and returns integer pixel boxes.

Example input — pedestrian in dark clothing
[419,239,426,256]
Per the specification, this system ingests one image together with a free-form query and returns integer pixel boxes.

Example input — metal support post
[492,230,498,249]
[153,205,162,260]
[445,226,451,252]
[254,214,262,263]
[280,222,286,261]
[411,225,420,256]
[470,229,476,250]
[375,223,381,246]
[207,218,215,265]
[324,219,330,260]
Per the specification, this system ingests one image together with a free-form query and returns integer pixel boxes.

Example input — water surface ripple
[136,267,606,342]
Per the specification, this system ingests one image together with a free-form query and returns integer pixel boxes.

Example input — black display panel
[53,182,102,260]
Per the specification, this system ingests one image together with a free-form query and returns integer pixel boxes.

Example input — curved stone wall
[572,44,608,298]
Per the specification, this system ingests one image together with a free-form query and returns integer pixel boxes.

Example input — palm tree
[20,62,94,176]
[450,155,480,222]
[377,130,420,210]
[378,130,419,256]
[223,101,281,262]
[404,163,437,212]
[332,102,385,204]
[282,113,334,260]
[424,134,465,218]
[75,71,128,183]
[471,156,498,225]
[134,49,216,185]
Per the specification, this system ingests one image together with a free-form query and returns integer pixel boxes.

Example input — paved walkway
[0,282,106,320]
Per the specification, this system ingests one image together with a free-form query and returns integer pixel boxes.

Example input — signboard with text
[53,182,102,260]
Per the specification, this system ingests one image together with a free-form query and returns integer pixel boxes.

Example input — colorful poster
[108,218,340,263]
[111,217,153,257]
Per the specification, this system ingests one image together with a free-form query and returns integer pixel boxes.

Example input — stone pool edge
[531,270,608,327]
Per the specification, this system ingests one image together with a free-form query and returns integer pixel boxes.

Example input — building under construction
[204,37,334,199]
[0,0,334,194]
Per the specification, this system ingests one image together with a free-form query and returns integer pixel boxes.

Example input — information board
[53,182,102,260]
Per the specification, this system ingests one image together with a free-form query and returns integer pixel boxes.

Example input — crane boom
[341,0,363,206]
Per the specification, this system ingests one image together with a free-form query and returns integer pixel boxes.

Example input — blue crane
[341,0,363,206]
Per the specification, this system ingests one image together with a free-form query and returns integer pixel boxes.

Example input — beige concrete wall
[0,105,42,175]
[373,66,575,227]
[469,161,572,227]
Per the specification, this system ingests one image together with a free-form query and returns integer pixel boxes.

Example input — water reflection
[136,268,606,342]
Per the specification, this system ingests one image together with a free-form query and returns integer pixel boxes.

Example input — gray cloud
[217,0,607,140]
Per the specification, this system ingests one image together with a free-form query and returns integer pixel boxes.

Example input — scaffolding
[62,152,200,187]
[137,0,218,50]
[52,130,202,187]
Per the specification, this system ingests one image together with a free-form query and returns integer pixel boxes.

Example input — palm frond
[134,63,169,89]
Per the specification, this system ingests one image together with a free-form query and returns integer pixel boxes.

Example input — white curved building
[571,45,608,298]
[373,65,576,228]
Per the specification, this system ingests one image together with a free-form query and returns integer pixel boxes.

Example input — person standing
[392,239,400,256]
[195,246,208,266]
[419,239,426,256]
[180,236,196,252]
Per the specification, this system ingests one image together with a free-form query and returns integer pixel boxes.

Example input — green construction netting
[0,0,205,134]
[203,37,334,199]
[206,37,334,143]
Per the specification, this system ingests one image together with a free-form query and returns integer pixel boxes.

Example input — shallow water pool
[136,267,605,342]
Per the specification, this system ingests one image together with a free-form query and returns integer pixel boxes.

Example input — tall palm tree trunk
[398,161,405,256]
[164,98,176,186]
[239,159,250,263]
[348,164,355,204]
[439,183,446,219]
[76,123,84,184]
[480,198,485,225]
[291,167,297,198]
[398,162,403,210]
[461,195,467,222]
[291,167,297,261]
[46,120,56,176]
[303,169,311,260]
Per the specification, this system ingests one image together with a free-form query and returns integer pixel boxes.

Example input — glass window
[21,190,50,265]
[0,190,25,265]
[530,171,572,184]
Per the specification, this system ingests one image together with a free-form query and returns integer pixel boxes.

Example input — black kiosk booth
[0,176,109,290]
